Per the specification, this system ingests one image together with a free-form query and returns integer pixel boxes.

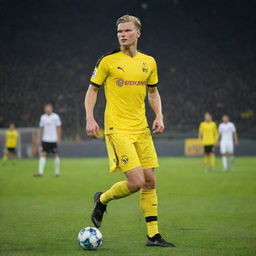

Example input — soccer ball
[77,227,102,250]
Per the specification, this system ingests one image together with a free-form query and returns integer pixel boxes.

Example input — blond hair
[116,15,141,30]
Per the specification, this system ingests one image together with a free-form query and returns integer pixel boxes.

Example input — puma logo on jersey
[117,66,125,72]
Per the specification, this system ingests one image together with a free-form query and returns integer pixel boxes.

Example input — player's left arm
[233,131,238,145]
[56,115,62,144]
[57,126,62,144]
[148,87,164,134]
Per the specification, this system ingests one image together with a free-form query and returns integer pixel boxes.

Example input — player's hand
[57,138,61,145]
[86,117,99,139]
[152,115,165,134]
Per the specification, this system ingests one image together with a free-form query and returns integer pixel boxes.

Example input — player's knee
[129,178,146,191]
[144,180,155,190]
[41,152,47,157]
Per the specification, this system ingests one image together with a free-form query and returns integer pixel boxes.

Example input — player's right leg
[34,143,48,177]
[91,166,143,228]
[91,134,143,228]
[220,142,228,171]
[203,147,211,172]
[2,149,9,165]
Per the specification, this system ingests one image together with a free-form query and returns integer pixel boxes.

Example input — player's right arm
[37,127,43,144]
[4,131,7,148]
[85,85,100,138]
[198,123,203,139]
[218,125,222,143]
[38,116,43,144]
[85,55,109,138]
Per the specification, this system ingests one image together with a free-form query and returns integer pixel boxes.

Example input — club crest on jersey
[121,155,129,164]
[91,67,97,78]
[142,62,148,73]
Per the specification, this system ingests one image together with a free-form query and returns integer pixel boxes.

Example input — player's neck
[120,44,137,58]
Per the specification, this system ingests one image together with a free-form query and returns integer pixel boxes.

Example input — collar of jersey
[119,50,140,59]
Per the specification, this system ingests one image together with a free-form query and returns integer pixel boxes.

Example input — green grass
[0,157,256,256]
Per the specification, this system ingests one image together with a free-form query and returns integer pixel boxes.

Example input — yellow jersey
[90,49,158,134]
[5,129,18,148]
[199,121,219,146]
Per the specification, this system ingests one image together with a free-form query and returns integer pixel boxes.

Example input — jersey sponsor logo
[91,67,97,78]
[116,78,147,87]
[117,66,125,72]
[142,62,148,73]
[121,155,129,164]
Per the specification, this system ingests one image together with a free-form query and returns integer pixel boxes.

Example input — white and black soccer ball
[77,227,102,250]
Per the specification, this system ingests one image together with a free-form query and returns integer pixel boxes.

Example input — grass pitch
[0,157,256,256]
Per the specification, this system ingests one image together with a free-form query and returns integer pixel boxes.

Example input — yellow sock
[204,156,210,167]
[210,154,216,168]
[2,155,8,164]
[140,189,159,237]
[100,181,132,205]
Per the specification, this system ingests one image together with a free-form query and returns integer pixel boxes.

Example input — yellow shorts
[105,132,159,173]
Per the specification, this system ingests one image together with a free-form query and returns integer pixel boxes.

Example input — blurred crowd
[1,0,255,139]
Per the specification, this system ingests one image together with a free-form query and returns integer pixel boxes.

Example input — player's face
[45,105,53,115]
[117,22,140,47]
[204,113,212,122]
[9,124,15,130]
[222,115,229,123]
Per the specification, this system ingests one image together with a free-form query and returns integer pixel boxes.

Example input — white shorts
[220,141,234,154]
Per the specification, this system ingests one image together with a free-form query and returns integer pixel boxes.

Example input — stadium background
[0,0,255,154]
[1,1,256,256]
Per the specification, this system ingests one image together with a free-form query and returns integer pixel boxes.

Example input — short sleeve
[90,56,109,88]
[147,58,158,87]
[39,116,43,127]
[56,115,62,127]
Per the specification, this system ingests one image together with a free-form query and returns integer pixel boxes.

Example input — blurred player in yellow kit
[85,15,175,247]
[198,113,219,171]
[2,123,19,165]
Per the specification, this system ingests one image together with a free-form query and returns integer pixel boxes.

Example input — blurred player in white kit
[218,114,238,171]
[34,104,62,177]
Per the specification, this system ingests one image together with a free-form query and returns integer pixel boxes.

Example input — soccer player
[34,104,62,177]
[198,112,219,172]
[2,123,18,165]
[85,15,175,247]
[218,114,238,171]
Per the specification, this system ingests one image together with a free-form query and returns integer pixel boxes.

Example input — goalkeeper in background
[198,112,219,171]
[2,123,18,165]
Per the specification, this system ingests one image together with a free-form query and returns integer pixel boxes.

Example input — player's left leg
[53,154,60,177]
[209,146,216,170]
[141,168,175,247]
[227,143,235,170]
[136,133,175,247]
[228,154,235,169]
[203,146,211,172]
[221,154,228,171]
